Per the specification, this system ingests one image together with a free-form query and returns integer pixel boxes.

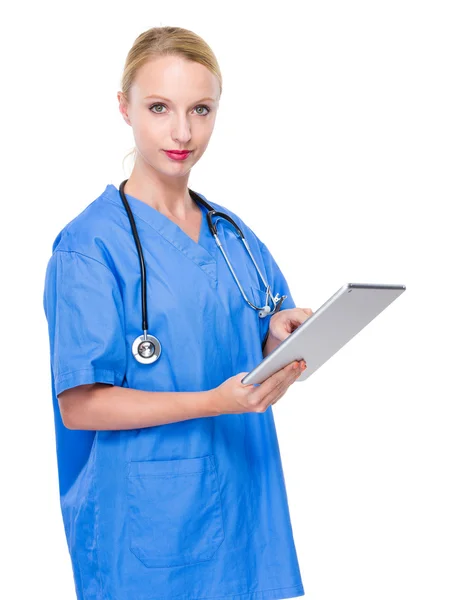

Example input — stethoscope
[118,179,287,364]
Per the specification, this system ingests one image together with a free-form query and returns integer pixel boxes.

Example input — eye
[149,103,166,114]
[149,103,211,116]
[195,105,211,116]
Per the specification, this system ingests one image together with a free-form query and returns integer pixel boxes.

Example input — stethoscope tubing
[120,179,149,333]
[118,179,286,363]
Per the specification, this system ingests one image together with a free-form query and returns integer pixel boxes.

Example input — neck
[124,160,196,219]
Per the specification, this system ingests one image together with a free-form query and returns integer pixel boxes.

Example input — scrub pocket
[251,285,270,340]
[126,454,225,568]
[250,285,266,307]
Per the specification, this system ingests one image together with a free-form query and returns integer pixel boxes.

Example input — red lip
[164,150,192,161]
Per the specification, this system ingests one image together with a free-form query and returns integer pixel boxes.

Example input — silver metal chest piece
[132,334,162,364]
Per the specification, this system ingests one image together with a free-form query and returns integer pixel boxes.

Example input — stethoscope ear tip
[258,305,271,318]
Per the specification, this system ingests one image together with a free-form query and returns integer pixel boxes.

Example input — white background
[1,1,456,599]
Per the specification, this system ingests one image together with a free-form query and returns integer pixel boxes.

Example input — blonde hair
[120,26,223,172]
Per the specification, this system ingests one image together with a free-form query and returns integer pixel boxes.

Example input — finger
[257,382,287,411]
[258,363,301,410]
[253,367,291,410]
[269,361,306,406]
[252,360,302,410]
[260,372,296,410]
[270,390,286,406]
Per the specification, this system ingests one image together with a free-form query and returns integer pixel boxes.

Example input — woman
[43,26,311,600]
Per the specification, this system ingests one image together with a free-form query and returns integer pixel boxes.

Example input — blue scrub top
[43,183,305,600]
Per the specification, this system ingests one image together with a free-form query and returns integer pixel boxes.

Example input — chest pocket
[126,455,225,568]
[250,285,271,343]
[250,285,269,311]
[219,224,266,294]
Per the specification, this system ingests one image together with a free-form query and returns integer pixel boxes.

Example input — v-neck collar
[102,184,217,284]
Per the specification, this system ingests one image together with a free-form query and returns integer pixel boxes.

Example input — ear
[117,92,132,126]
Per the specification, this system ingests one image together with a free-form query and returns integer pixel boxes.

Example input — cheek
[132,122,162,151]
[195,137,210,156]
[195,118,216,145]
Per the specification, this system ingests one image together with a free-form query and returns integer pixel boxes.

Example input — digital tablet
[241,283,406,385]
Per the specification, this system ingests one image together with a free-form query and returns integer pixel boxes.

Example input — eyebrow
[144,94,217,104]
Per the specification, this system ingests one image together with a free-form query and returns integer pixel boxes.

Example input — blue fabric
[43,183,305,600]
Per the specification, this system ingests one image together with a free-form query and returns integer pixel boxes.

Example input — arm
[262,332,281,358]
[59,384,220,431]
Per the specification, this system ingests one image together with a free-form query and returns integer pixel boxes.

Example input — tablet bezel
[241,282,406,386]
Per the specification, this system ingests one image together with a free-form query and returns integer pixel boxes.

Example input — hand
[213,359,307,415]
[263,307,313,356]
[269,307,313,342]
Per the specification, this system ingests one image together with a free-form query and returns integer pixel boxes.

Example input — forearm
[262,332,281,358]
[68,385,220,431]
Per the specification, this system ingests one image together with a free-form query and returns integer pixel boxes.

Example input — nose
[170,113,192,144]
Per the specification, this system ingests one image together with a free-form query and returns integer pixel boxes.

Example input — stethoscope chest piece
[132,334,162,364]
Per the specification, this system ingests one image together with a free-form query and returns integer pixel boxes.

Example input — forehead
[133,55,219,99]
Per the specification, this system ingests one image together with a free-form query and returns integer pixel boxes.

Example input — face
[118,55,220,177]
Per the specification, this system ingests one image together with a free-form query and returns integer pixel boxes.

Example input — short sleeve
[258,240,297,349]
[43,250,127,397]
